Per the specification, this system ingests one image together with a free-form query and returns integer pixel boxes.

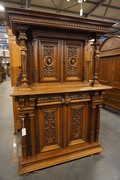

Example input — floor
[0,77,120,180]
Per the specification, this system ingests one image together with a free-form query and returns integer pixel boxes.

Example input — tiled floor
[0,77,120,180]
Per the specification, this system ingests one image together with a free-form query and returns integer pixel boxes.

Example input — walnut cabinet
[6,7,113,174]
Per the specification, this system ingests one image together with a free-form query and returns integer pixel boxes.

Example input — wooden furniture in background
[6,7,113,174]
[99,36,120,111]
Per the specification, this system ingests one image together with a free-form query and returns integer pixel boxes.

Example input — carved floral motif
[44,111,56,145]
[37,95,62,103]
[68,47,78,77]
[71,108,83,140]
[43,45,55,77]
[70,93,90,100]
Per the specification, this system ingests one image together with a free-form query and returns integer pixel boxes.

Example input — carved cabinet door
[67,102,88,146]
[63,41,83,82]
[39,39,61,82]
[38,105,62,152]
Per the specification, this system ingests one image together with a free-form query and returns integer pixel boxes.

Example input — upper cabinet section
[5,7,114,88]
[31,38,83,83]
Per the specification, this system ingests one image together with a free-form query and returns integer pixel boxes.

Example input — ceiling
[0,0,120,42]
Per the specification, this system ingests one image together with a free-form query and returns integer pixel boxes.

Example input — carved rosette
[44,111,56,145]
[68,47,78,77]
[43,45,55,77]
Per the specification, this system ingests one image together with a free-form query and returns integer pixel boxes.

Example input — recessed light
[0,5,4,11]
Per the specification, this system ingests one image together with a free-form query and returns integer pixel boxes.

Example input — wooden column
[90,104,96,144]
[33,38,39,84]
[21,117,27,159]
[29,115,36,157]
[62,93,70,148]
[96,104,102,142]
[62,104,68,148]
[18,29,30,88]
[93,36,100,84]
[83,41,87,82]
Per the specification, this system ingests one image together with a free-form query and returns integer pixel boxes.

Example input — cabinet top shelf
[10,83,112,96]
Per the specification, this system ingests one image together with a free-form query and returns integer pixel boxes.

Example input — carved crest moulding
[6,7,114,36]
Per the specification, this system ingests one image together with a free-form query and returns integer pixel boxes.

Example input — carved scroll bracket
[18,28,31,89]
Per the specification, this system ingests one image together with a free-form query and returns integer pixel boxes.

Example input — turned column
[96,104,102,142]
[18,29,30,88]
[29,115,36,157]
[21,117,27,159]
[90,103,96,144]
[93,36,100,84]
[33,37,39,83]
[83,41,87,82]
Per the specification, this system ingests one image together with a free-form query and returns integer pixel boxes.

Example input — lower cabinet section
[18,91,104,174]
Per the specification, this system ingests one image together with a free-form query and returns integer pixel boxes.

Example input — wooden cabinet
[6,7,113,174]
[99,36,120,111]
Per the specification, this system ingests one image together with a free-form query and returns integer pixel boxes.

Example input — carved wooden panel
[100,36,120,52]
[68,103,86,146]
[98,57,112,85]
[37,94,62,104]
[39,39,61,82]
[38,106,62,152]
[113,56,120,88]
[64,41,83,82]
